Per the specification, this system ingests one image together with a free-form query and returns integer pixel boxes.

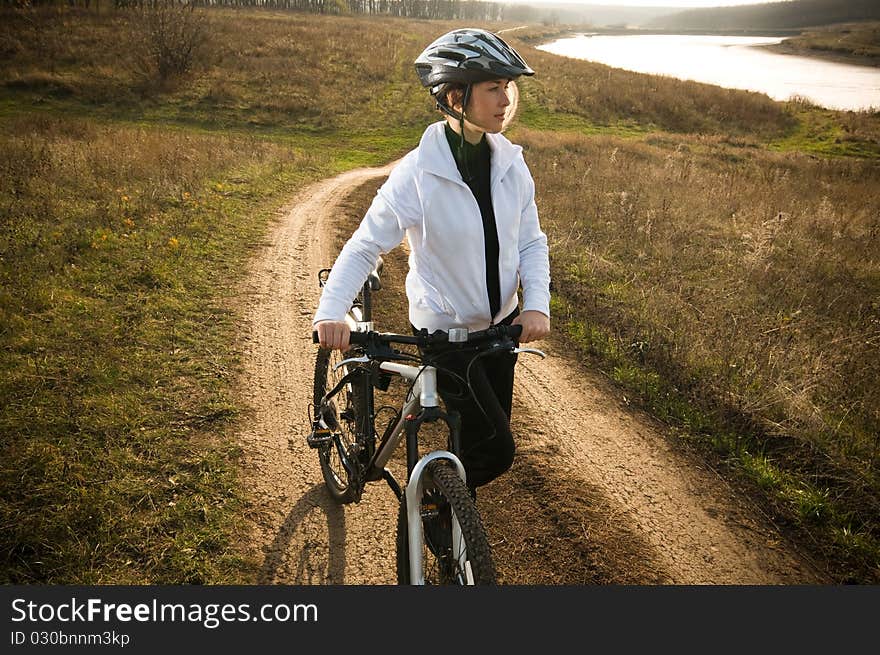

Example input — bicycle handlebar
[312,324,522,349]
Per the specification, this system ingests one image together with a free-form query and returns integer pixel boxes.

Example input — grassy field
[2,6,879,583]
[0,7,445,583]
[766,21,880,67]
[518,129,880,580]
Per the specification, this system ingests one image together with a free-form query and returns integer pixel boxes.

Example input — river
[537,34,880,112]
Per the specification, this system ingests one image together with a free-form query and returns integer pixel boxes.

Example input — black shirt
[444,123,502,321]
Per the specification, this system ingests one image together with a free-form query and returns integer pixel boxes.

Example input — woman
[313,28,550,494]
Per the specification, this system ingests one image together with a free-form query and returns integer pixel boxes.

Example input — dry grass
[3,7,801,139]
[512,126,880,579]
[1,7,509,130]
[0,112,329,583]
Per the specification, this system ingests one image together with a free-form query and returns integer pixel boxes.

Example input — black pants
[414,309,519,490]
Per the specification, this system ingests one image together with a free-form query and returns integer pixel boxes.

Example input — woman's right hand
[314,320,351,351]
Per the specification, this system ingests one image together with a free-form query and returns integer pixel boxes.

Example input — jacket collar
[416,121,522,186]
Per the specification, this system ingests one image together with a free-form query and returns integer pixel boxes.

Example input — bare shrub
[130,1,209,90]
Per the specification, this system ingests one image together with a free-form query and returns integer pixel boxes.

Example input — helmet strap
[459,84,473,182]
[434,82,470,122]
[435,84,476,182]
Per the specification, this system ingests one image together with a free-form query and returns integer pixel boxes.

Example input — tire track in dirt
[511,346,826,583]
[235,165,402,584]
[234,164,827,585]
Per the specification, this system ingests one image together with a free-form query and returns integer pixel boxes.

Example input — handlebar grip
[464,323,523,342]
[312,329,369,346]
[348,331,369,345]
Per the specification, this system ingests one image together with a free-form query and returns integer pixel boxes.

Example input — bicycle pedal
[306,428,333,448]
[420,505,439,519]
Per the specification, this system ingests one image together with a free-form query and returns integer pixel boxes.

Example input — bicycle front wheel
[313,347,365,504]
[396,459,497,585]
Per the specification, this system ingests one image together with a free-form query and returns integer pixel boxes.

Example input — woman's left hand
[512,310,550,343]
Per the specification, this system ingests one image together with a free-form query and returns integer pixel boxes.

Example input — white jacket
[313,121,551,332]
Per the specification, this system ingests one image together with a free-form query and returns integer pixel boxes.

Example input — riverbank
[762,21,880,68]
[527,25,880,72]
[764,41,880,68]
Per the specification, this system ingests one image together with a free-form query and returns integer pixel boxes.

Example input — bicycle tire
[313,347,366,504]
[395,459,497,585]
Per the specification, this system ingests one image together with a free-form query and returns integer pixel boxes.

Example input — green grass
[770,103,880,158]
[517,104,651,139]
[554,295,880,581]
[0,111,417,583]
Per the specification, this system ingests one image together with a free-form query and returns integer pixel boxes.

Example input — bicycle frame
[314,264,542,584]
[332,348,469,585]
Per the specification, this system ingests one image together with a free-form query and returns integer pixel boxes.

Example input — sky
[517,1,784,6]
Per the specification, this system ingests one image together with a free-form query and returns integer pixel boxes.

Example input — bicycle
[309,263,545,585]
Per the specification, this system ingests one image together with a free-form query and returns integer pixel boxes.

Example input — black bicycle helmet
[415,29,534,179]
[415,28,535,93]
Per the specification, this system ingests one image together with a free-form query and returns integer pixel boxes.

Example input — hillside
[648,0,880,31]
[503,2,682,28]
[766,21,880,66]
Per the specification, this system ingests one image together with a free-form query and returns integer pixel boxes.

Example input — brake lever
[512,347,546,359]
[333,355,370,371]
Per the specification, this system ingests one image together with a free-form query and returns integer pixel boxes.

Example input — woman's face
[450,78,512,138]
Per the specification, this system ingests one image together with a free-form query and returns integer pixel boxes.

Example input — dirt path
[235,166,400,584]
[511,352,823,583]
[234,164,828,585]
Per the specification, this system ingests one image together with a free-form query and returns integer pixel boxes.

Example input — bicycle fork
[400,381,470,585]
[405,450,471,586]
[342,358,473,584]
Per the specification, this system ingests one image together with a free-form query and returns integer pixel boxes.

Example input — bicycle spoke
[398,460,496,585]
[313,347,365,504]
